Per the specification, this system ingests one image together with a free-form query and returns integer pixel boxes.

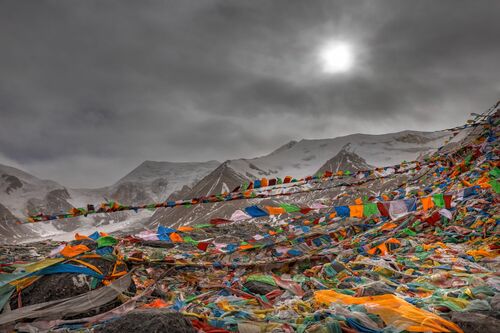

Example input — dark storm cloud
[0,0,499,187]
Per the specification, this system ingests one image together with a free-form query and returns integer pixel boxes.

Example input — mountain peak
[316,145,373,174]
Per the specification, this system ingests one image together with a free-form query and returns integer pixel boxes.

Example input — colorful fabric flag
[363,203,379,217]
[490,179,500,194]
[279,203,301,213]
[169,232,183,243]
[335,206,350,218]
[433,193,445,208]
[96,236,118,248]
[60,244,90,258]
[439,209,453,220]
[377,202,390,217]
[265,206,286,215]
[349,205,364,218]
[443,194,453,209]
[421,197,434,211]
[230,210,251,221]
[245,206,269,218]
[158,226,176,242]
[404,198,417,212]
[389,200,408,220]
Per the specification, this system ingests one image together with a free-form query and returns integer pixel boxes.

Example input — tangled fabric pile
[0,108,499,332]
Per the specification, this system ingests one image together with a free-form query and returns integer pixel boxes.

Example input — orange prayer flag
[177,226,194,232]
[60,244,90,258]
[239,244,254,250]
[421,197,434,211]
[265,206,286,215]
[349,205,364,218]
[75,233,91,241]
[260,178,269,187]
[386,238,401,245]
[379,222,398,231]
[355,198,363,205]
[169,232,183,243]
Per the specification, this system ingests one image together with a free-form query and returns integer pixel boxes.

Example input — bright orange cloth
[349,205,364,218]
[421,197,434,211]
[380,222,398,231]
[143,299,168,308]
[75,233,91,241]
[265,206,286,215]
[239,244,254,250]
[355,198,363,205]
[315,290,463,333]
[169,232,183,243]
[60,244,90,258]
[177,226,194,232]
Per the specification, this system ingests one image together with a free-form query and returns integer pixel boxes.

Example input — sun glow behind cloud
[317,41,354,74]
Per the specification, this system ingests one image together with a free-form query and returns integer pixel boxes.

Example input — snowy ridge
[224,130,449,182]
[148,129,454,229]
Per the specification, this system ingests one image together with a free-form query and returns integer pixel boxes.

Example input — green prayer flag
[279,203,301,213]
[433,193,445,208]
[490,179,500,194]
[246,274,277,286]
[363,203,379,217]
[402,228,417,236]
[183,236,198,245]
[489,167,500,179]
[96,236,118,248]
[194,223,211,229]
[277,177,283,184]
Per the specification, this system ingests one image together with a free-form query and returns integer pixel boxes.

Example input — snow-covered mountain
[0,164,67,218]
[148,129,454,229]
[112,160,220,202]
[316,144,373,174]
[0,160,221,241]
[175,130,450,198]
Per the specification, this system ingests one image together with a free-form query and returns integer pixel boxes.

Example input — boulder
[94,310,196,333]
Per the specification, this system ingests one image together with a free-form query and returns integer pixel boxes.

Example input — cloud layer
[1,0,499,187]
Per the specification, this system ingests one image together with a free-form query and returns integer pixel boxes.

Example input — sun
[318,41,353,74]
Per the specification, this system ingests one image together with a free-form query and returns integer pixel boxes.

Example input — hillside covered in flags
[0,104,499,332]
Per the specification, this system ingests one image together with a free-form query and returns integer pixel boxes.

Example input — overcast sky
[0,0,499,187]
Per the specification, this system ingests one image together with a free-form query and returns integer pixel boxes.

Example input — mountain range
[0,128,457,242]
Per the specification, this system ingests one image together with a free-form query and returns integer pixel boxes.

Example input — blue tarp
[244,205,269,218]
